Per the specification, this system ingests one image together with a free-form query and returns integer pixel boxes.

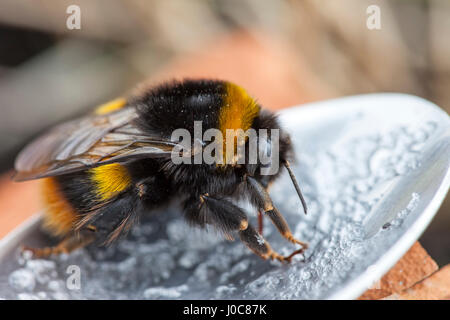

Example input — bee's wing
[14,107,178,181]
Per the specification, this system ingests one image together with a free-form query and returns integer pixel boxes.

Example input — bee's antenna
[283,160,308,215]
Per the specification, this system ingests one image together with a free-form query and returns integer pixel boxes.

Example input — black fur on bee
[15,79,308,262]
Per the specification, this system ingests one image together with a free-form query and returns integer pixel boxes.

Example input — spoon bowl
[0,93,448,299]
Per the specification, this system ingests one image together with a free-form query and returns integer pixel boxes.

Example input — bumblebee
[14,79,308,262]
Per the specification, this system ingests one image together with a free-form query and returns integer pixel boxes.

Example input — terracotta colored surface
[136,31,333,110]
[359,242,439,300]
[0,174,40,239]
[384,265,450,300]
[0,30,445,299]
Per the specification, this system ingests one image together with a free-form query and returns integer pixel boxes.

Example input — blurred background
[0,0,448,265]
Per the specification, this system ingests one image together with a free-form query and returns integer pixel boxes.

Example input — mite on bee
[14,79,308,262]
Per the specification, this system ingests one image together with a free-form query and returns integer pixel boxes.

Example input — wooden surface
[0,30,446,299]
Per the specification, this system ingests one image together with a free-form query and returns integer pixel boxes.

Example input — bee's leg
[184,195,248,240]
[22,230,95,259]
[246,176,308,249]
[239,223,305,262]
[257,210,264,235]
[184,195,302,262]
[265,207,308,248]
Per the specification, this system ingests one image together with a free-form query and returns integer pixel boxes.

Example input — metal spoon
[0,93,448,299]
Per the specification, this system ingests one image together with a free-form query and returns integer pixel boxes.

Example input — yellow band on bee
[218,82,260,164]
[95,98,127,115]
[90,163,131,201]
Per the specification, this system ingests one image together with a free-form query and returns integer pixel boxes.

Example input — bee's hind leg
[22,230,95,259]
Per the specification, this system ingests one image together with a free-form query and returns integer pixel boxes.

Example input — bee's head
[250,109,307,214]
[250,108,293,169]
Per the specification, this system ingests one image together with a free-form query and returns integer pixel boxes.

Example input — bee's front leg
[246,176,308,250]
[238,223,305,263]
[257,210,264,235]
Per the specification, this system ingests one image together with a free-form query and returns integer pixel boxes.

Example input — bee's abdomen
[41,177,80,236]
[88,163,132,201]
[41,163,133,236]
